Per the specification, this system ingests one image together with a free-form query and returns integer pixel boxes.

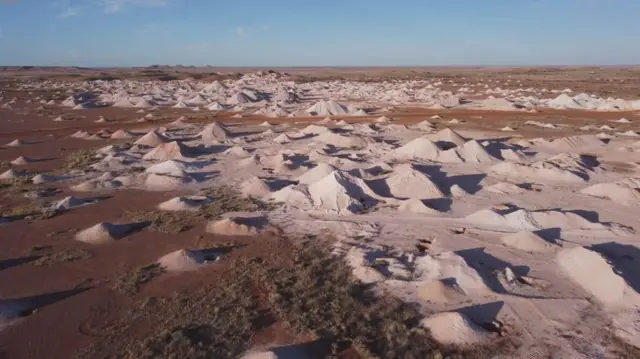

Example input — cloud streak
[100,0,169,13]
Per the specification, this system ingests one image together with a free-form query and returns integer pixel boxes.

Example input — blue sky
[0,0,639,67]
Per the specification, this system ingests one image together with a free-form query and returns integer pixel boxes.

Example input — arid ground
[1,67,640,358]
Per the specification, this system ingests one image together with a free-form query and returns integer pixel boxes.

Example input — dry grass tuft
[34,249,93,266]
[57,149,100,173]
[112,263,165,295]
[125,210,194,234]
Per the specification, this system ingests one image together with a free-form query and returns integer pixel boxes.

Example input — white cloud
[100,0,168,13]
[236,26,246,39]
[57,7,79,18]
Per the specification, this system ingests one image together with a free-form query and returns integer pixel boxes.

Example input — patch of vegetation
[198,186,276,218]
[126,210,194,234]
[57,149,100,173]
[2,201,51,220]
[125,186,277,234]
[112,263,165,296]
[34,249,93,266]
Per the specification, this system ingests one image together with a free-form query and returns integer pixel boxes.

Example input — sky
[0,0,639,67]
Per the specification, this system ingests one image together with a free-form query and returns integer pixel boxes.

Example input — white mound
[489,153,595,183]
[134,130,169,147]
[485,182,525,195]
[157,196,211,211]
[144,172,194,190]
[548,135,605,151]
[501,231,556,252]
[467,208,605,231]
[296,163,337,185]
[0,169,23,180]
[418,279,466,303]
[556,246,632,308]
[71,179,121,192]
[273,133,292,144]
[301,124,330,135]
[314,132,368,149]
[143,141,192,161]
[393,137,441,161]
[501,126,515,132]
[398,198,439,214]
[110,129,135,140]
[206,217,269,236]
[385,164,444,199]
[10,156,32,165]
[199,121,231,142]
[307,100,349,116]
[224,146,252,157]
[31,174,60,184]
[75,222,135,244]
[427,128,467,147]
[616,117,631,123]
[580,178,640,206]
[307,170,378,214]
[457,140,496,163]
[240,176,272,197]
[158,249,213,272]
[52,196,96,211]
[145,160,194,175]
[5,139,24,147]
[421,312,488,346]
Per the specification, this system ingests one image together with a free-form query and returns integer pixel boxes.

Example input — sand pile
[301,124,330,135]
[240,176,272,197]
[4,139,24,147]
[146,160,195,175]
[110,129,135,139]
[467,208,606,231]
[485,182,525,195]
[456,140,497,163]
[490,153,596,183]
[269,185,313,208]
[417,279,466,303]
[71,179,122,192]
[144,172,194,190]
[273,133,293,144]
[75,222,137,244]
[157,249,215,272]
[199,121,231,142]
[157,196,211,211]
[580,178,640,205]
[206,216,274,236]
[314,132,368,149]
[306,100,349,116]
[547,135,605,151]
[413,120,435,132]
[398,198,440,214]
[427,128,467,148]
[414,251,489,294]
[52,196,97,211]
[501,231,557,252]
[307,170,379,214]
[134,130,169,147]
[223,146,252,157]
[420,312,489,346]
[296,163,337,185]
[0,169,24,180]
[393,137,441,161]
[10,156,33,165]
[556,246,636,308]
[143,141,193,161]
[385,164,444,199]
[31,174,61,184]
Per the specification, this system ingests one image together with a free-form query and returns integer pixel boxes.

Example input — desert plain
[1,66,640,358]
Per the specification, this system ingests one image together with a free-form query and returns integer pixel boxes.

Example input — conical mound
[199,121,231,142]
[157,249,217,272]
[240,176,272,197]
[393,137,441,160]
[296,163,338,185]
[307,170,378,214]
[143,141,192,161]
[420,312,488,346]
[10,156,32,165]
[501,231,556,252]
[428,128,467,148]
[385,164,444,199]
[134,130,169,147]
[110,129,135,139]
[457,140,496,163]
[75,222,135,244]
[157,196,211,211]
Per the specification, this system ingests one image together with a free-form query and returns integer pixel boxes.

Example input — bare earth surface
[1,67,640,358]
